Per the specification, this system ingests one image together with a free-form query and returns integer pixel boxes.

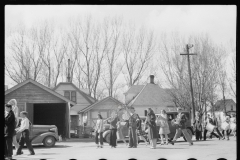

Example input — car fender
[31,132,58,144]
[103,130,111,138]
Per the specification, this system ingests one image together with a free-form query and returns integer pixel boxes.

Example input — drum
[221,122,230,130]
[206,123,215,132]
[230,123,236,131]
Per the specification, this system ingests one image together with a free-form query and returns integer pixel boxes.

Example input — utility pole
[180,44,197,122]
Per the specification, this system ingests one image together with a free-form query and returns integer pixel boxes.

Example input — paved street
[12,137,236,160]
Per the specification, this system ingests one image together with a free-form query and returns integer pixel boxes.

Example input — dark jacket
[176,112,187,129]
[128,113,138,129]
[136,118,142,131]
[146,113,158,140]
[193,118,202,132]
[109,117,118,129]
[5,110,16,137]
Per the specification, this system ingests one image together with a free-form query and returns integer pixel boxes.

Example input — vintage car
[101,111,194,143]
[16,123,59,147]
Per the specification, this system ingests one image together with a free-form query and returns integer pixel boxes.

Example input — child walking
[15,111,35,156]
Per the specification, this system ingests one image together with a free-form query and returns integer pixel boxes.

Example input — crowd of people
[5,99,35,160]
[94,107,198,149]
[5,98,236,159]
[94,106,237,149]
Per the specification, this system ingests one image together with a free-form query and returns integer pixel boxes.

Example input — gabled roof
[124,85,144,95]
[5,79,76,105]
[79,96,123,113]
[128,83,174,106]
[53,82,96,104]
[215,99,236,107]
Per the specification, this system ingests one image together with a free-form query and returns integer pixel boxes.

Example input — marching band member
[145,108,158,149]
[209,114,223,139]
[158,110,171,145]
[230,114,236,137]
[203,114,221,141]
[221,115,231,140]
[171,107,193,146]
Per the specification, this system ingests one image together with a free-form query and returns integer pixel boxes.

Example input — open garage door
[33,103,69,138]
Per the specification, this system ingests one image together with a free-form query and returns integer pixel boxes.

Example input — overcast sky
[5,5,236,100]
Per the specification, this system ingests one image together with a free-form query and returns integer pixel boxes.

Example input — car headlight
[49,128,57,132]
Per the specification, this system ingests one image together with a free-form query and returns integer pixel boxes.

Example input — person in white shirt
[95,114,104,148]
[7,99,21,154]
[15,111,35,156]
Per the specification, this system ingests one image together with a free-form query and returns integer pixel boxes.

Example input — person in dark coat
[145,108,158,149]
[5,104,16,160]
[108,111,118,148]
[193,112,203,141]
[127,107,138,148]
[171,107,193,146]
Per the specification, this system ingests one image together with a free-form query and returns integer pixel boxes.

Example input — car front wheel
[43,136,56,147]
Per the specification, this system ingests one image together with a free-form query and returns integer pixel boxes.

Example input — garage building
[5,79,76,138]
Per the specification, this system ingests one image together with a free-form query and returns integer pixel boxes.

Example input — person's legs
[165,134,168,144]
[5,137,13,158]
[152,139,157,148]
[160,134,164,144]
[99,132,103,147]
[12,135,19,150]
[222,130,225,139]
[95,132,99,147]
[227,129,231,140]
[5,138,8,157]
[195,131,199,140]
[129,128,133,147]
[200,131,203,140]
[24,130,35,155]
[210,131,219,139]
[182,129,193,144]
[172,128,181,142]
[132,128,137,147]
[16,132,25,155]
[215,128,223,138]
[203,129,208,140]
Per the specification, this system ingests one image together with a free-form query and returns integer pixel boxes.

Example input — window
[64,91,77,102]
[231,105,233,111]
[71,91,76,102]
[64,91,70,100]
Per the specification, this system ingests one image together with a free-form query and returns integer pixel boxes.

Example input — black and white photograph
[4,5,236,160]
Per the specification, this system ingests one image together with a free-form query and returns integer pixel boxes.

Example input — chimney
[67,59,71,82]
[150,75,154,84]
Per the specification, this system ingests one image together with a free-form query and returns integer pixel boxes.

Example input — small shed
[5,79,76,138]
[79,96,123,127]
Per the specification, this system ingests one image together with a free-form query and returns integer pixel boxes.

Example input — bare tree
[122,25,156,87]
[5,26,43,83]
[102,17,124,97]
[159,33,227,120]
[218,69,227,114]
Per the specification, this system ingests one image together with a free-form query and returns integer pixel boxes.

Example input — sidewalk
[60,138,95,142]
